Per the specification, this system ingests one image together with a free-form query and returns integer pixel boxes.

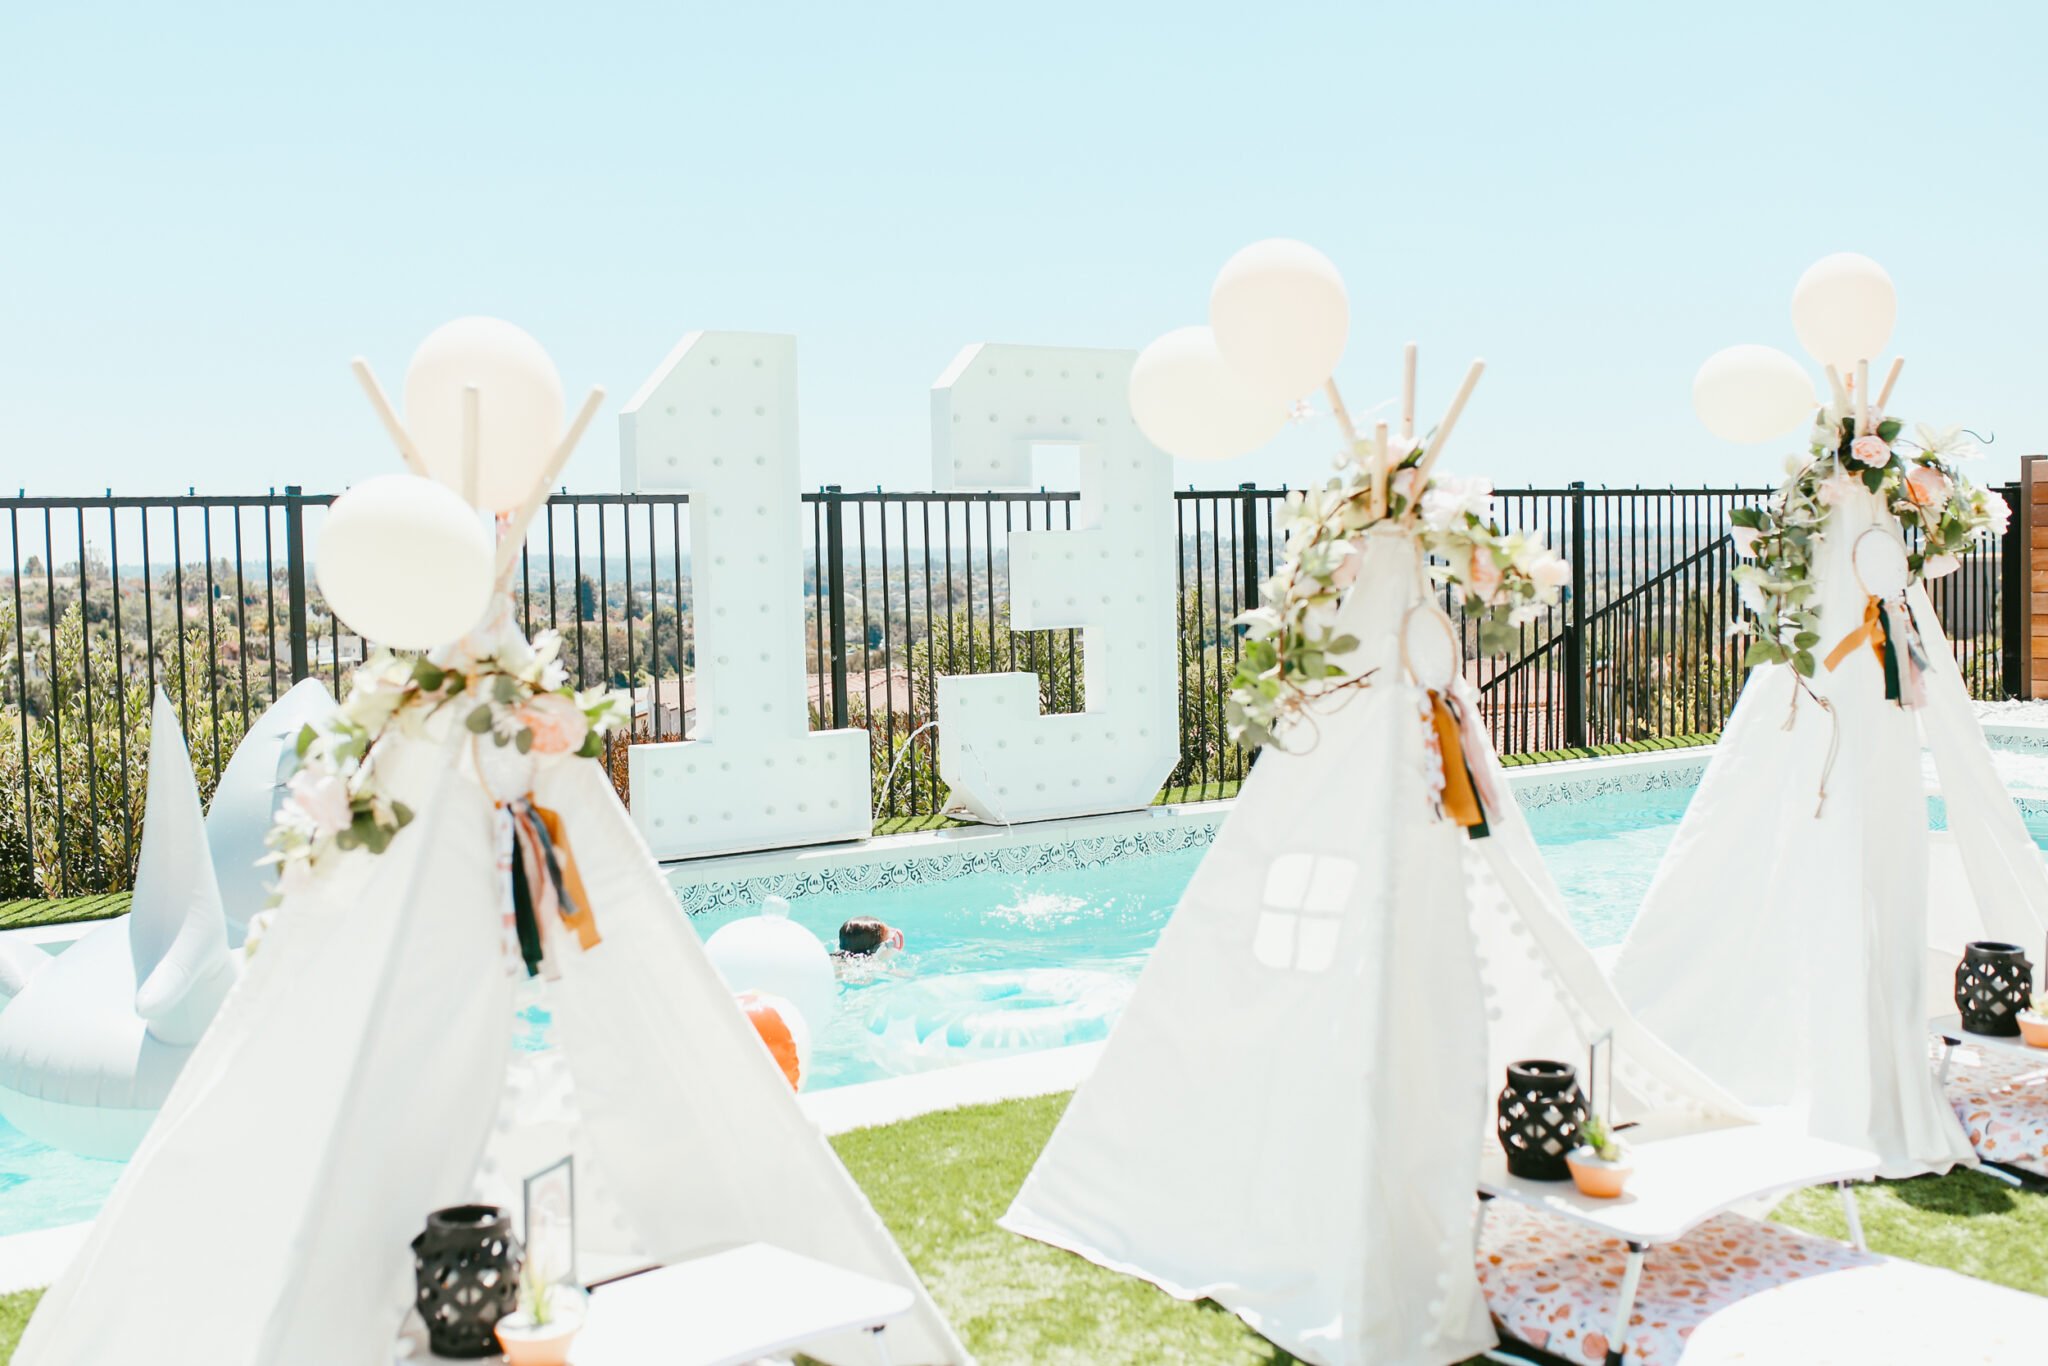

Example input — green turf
[1772,1168,2048,1295]
[0,1291,39,1361]
[0,894,129,930]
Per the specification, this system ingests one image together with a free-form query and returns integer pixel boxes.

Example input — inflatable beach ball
[704,895,836,1034]
[735,990,812,1091]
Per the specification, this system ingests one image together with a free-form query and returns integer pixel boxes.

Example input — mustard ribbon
[1823,595,1886,675]
[1428,689,1490,839]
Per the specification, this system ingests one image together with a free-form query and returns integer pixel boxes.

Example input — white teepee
[15,721,967,1364]
[1612,484,2048,1177]
[1002,527,1744,1366]
[0,689,239,1158]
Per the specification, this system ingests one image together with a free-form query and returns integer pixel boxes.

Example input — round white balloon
[1692,344,1816,443]
[1210,239,1350,404]
[1790,253,1895,371]
[403,317,564,513]
[315,474,494,649]
[1129,326,1288,463]
[704,895,836,1033]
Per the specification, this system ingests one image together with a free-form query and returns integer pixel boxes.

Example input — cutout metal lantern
[412,1203,523,1357]
[1956,941,2033,1038]
[1496,1059,1587,1182]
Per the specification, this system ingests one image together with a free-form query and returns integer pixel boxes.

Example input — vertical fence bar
[283,486,310,683]
[1564,481,1588,747]
[822,485,850,729]
[2004,475,2026,699]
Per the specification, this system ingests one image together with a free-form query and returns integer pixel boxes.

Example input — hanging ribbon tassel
[1883,597,1930,710]
[503,798,602,979]
[1427,689,1491,840]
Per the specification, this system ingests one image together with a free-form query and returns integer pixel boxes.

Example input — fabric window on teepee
[1612,485,2047,1178]
[1003,528,1744,1366]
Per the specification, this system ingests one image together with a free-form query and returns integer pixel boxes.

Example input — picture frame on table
[522,1155,577,1286]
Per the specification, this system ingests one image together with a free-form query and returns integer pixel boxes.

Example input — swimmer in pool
[833,916,906,980]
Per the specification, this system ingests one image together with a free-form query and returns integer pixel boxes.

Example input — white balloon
[1129,326,1288,463]
[703,895,836,1033]
[1790,253,1895,371]
[403,317,564,513]
[315,474,494,649]
[1210,239,1350,403]
[1692,344,1816,443]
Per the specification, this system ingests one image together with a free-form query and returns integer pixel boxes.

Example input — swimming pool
[6,740,2046,1239]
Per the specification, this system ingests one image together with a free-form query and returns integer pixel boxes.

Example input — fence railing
[1,481,2022,894]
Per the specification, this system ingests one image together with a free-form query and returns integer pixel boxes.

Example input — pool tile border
[662,745,1720,912]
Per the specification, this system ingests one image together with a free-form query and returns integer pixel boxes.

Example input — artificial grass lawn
[833,1092,2048,1366]
[0,1291,37,1361]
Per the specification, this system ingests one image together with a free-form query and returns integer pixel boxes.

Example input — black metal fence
[1,481,2022,894]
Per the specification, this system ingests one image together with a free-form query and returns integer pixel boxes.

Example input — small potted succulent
[2019,993,2048,1049]
[1565,1116,1632,1199]
[494,1266,588,1366]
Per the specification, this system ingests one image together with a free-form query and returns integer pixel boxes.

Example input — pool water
[3,750,2042,1238]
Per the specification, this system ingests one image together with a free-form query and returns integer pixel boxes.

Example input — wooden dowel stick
[1875,356,1904,418]
[1372,421,1390,518]
[460,385,481,506]
[1824,363,1851,419]
[1323,378,1360,450]
[494,386,606,583]
[350,358,428,476]
[1400,342,1418,442]
[1855,359,1870,436]
[1403,359,1486,522]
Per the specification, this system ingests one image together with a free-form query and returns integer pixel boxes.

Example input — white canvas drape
[1612,485,2045,1178]
[17,733,966,1366]
[1003,527,1742,1366]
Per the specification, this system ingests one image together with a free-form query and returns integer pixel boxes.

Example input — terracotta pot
[2019,1012,2048,1049]
[1566,1148,1631,1199]
[495,1317,580,1366]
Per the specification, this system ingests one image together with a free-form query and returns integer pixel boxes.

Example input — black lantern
[1496,1059,1587,1182]
[1956,941,2033,1038]
[411,1204,523,1358]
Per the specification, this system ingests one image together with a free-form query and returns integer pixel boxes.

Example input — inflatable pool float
[0,681,332,1159]
[862,968,1131,1067]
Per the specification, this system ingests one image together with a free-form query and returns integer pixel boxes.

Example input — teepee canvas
[1613,268,2047,1178]
[17,727,965,1364]
[17,323,966,1365]
[1004,525,1744,1366]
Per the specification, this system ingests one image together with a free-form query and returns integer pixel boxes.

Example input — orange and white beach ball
[735,990,812,1091]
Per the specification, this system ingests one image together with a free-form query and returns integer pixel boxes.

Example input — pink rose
[1731,525,1762,558]
[1389,466,1425,509]
[284,769,353,838]
[1465,547,1503,602]
[516,692,591,756]
[1904,464,1951,510]
[1529,555,1572,594]
[1848,434,1892,467]
[1327,537,1366,588]
[1816,471,1864,508]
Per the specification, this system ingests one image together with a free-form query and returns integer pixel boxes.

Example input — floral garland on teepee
[1226,433,1570,751]
[262,601,630,902]
[1729,403,2008,678]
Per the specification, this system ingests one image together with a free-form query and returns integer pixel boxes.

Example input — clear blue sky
[4,1,2043,497]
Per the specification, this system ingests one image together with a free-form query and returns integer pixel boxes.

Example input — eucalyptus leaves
[263,601,629,899]
[1730,407,2008,676]
[1226,443,1569,751]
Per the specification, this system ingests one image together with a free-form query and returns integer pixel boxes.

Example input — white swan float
[0,680,333,1158]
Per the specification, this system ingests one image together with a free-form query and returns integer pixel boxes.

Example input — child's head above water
[837,916,904,958]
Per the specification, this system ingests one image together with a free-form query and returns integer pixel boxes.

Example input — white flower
[1421,475,1495,530]
[1732,525,1762,557]
[1915,423,1983,461]
[1528,553,1571,595]
[1924,554,1962,579]
[1739,580,1768,617]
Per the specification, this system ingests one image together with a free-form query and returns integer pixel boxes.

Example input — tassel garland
[1426,688,1494,839]
[1823,593,1927,709]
